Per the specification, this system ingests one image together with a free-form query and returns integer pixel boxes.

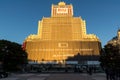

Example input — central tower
[23,2,101,63]
[51,2,73,17]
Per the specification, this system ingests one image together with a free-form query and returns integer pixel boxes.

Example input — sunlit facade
[23,2,101,63]
[107,29,120,45]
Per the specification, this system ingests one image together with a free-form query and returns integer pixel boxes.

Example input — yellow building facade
[23,2,101,63]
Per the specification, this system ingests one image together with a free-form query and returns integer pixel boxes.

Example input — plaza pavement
[0,73,106,80]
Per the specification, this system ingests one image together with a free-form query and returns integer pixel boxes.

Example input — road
[0,73,106,80]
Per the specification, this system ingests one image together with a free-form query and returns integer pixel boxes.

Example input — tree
[100,43,120,70]
[0,40,28,72]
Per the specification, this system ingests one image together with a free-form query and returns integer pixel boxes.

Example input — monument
[23,2,101,63]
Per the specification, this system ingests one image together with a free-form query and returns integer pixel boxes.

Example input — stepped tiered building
[23,2,101,63]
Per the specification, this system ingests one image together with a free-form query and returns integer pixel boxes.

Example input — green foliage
[100,43,120,70]
[0,39,28,71]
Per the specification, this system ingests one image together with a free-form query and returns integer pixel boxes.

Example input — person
[105,68,110,80]
[88,67,92,75]
[116,68,120,80]
[105,67,116,80]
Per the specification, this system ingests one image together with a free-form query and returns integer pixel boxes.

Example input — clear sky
[0,0,120,47]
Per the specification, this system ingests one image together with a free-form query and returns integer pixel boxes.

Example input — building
[23,2,101,63]
[107,29,120,45]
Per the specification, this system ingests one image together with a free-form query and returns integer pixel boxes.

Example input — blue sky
[0,0,120,47]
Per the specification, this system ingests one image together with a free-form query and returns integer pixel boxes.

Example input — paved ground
[0,73,106,80]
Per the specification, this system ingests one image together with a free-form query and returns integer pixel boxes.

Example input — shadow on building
[66,53,100,65]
